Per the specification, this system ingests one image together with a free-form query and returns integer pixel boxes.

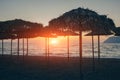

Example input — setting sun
[50,38,58,45]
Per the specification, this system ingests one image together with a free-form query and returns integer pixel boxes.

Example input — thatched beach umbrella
[49,8,102,62]
[49,8,116,75]
[0,33,14,56]
[10,35,16,56]
[85,30,113,70]
[0,19,43,57]
[85,15,115,62]
[59,30,78,60]
[40,27,58,58]
[40,27,50,57]
[114,27,120,36]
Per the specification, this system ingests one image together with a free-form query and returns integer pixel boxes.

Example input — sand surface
[0,55,120,80]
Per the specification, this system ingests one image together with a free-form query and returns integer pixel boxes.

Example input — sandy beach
[0,55,120,80]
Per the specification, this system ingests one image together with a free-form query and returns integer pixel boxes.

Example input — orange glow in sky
[50,38,59,45]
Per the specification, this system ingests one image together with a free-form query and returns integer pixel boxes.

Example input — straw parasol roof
[85,31,113,36]
[49,7,116,33]
[114,27,120,36]
[0,19,43,39]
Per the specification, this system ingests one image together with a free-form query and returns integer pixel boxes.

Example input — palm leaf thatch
[48,7,117,67]
[114,27,120,36]
[0,19,43,39]
[49,7,116,34]
[85,29,113,36]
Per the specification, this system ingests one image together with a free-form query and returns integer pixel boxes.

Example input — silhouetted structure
[0,19,43,56]
[114,27,120,36]
[49,8,116,74]
[0,8,117,65]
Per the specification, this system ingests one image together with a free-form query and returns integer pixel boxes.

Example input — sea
[0,36,120,58]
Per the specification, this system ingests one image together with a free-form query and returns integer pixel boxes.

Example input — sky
[0,0,120,27]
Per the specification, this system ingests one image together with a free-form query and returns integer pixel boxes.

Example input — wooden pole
[92,35,94,59]
[46,37,49,66]
[92,34,95,71]
[26,38,28,56]
[11,39,13,56]
[98,35,100,62]
[67,36,70,61]
[79,31,82,64]
[47,37,49,57]
[22,38,25,61]
[79,31,83,79]
[23,38,24,56]
[17,38,19,57]
[2,39,4,56]
[45,38,48,56]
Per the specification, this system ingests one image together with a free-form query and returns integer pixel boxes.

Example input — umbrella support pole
[92,35,95,71]
[17,38,20,57]
[22,38,25,61]
[47,37,49,58]
[45,38,48,56]
[67,36,70,61]
[23,38,24,56]
[98,35,100,63]
[79,31,83,79]
[79,31,82,66]
[26,38,28,56]
[11,39,13,56]
[2,39,4,56]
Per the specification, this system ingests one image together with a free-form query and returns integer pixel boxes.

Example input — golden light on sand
[50,38,58,45]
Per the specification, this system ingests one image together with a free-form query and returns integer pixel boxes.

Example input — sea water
[0,37,120,58]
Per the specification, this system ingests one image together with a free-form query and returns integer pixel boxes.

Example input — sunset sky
[0,0,120,43]
[0,0,120,27]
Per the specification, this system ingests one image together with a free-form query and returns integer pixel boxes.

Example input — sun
[50,38,58,45]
